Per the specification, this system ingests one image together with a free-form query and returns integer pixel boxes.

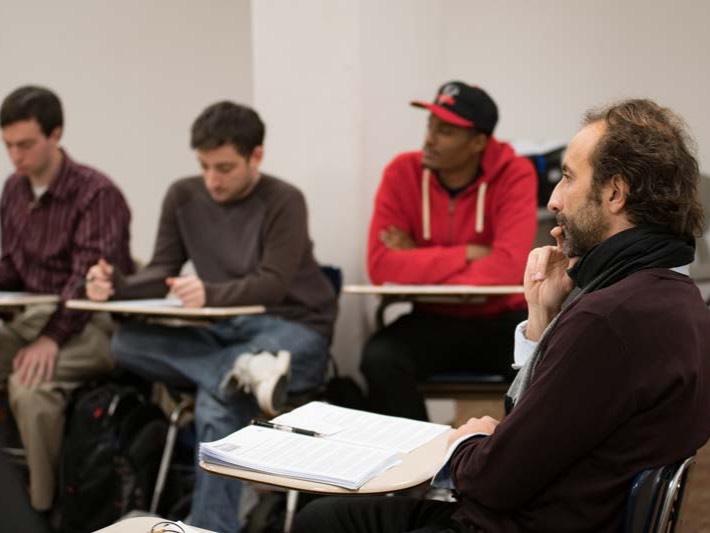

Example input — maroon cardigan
[450,269,710,532]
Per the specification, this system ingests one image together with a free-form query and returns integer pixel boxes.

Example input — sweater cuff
[431,433,488,489]
[40,322,74,347]
[203,281,225,307]
[436,245,469,277]
[513,320,537,370]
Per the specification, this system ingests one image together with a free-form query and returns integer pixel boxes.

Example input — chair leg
[0,446,26,466]
[656,457,695,531]
[284,489,299,533]
[150,396,194,514]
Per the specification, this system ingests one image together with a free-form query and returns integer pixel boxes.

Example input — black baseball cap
[411,81,498,134]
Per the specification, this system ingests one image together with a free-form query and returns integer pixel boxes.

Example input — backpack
[524,144,566,207]
[323,357,367,411]
[58,382,168,533]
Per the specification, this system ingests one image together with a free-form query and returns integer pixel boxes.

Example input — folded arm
[441,169,538,286]
[367,171,472,284]
[368,163,537,286]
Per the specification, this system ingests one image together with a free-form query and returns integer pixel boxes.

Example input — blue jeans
[111,314,329,533]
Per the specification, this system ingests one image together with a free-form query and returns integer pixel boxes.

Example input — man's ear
[249,145,264,168]
[468,133,488,155]
[605,174,629,215]
[48,126,62,144]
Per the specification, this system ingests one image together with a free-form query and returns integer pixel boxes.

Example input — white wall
[0,0,254,261]
[252,0,710,376]
[250,0,367,376]
[251,0,452,375]
[443,0,710,171]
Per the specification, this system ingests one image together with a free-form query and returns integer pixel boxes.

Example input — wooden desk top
[344,284,524,296]
[200,430,450,495]
[0,292,60,306]
[66,299,265,318]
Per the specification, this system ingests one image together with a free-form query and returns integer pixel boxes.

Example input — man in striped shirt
[0,86,133,512]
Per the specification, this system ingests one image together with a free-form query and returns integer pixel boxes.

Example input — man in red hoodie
[361,82,538,420]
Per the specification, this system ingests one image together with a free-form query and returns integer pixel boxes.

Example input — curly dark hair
[583,99,703,238]
[190,101,265,158]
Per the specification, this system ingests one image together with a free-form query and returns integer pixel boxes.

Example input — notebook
[199,402,450,490]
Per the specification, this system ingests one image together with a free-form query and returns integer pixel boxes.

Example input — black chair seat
[625,456,695,533]
[420,372,508,397]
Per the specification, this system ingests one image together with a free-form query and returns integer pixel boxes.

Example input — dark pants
[293,496,468,533]
[0,453,49,533]
[361,310,525,420]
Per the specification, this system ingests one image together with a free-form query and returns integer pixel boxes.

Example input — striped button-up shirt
[0,150,133,345]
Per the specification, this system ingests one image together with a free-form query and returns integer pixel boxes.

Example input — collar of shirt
[18,148,75,203]
[43,149,75,201]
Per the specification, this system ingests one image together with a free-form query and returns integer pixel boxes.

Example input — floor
[679,440,710,532]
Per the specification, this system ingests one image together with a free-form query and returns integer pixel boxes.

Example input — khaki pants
[0,304,114,510]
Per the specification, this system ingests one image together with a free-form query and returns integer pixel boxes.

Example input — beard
[557,199,609,258]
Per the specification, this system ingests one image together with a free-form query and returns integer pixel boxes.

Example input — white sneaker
[223,350,291,416]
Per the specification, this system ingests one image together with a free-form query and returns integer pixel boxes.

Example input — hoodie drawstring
[475,182,487,234]
[422,168,431,240]
[422,168,487,239]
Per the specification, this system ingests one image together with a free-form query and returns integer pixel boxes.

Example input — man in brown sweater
[86,101,337,533]
[294,100,710,532]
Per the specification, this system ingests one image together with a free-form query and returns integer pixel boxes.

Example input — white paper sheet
[200,425,400,490]
[272,402,450,453]
[98,298,183,308]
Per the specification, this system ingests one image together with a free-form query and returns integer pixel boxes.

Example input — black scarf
[567,225,695,292]
[505,225,695,413]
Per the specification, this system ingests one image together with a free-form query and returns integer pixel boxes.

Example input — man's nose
[7,146,22,165]
[204,170,218,186]
[547,181,563,213]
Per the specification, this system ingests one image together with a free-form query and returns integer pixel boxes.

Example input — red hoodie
[367,138,538,317]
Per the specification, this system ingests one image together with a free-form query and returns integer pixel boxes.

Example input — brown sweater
[450,269,710,532]
[114,174,337,338]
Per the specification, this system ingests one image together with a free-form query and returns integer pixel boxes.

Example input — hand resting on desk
[166,275,205,308]
[447,415,499,448]
[85,258,115,301]
[86,259,206,308]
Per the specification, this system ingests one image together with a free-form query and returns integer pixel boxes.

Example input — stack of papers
[0,291,33,297]
[199,402,450,490]
[97,298,183,308]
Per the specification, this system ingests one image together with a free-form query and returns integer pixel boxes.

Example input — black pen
[250,419,324,437]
